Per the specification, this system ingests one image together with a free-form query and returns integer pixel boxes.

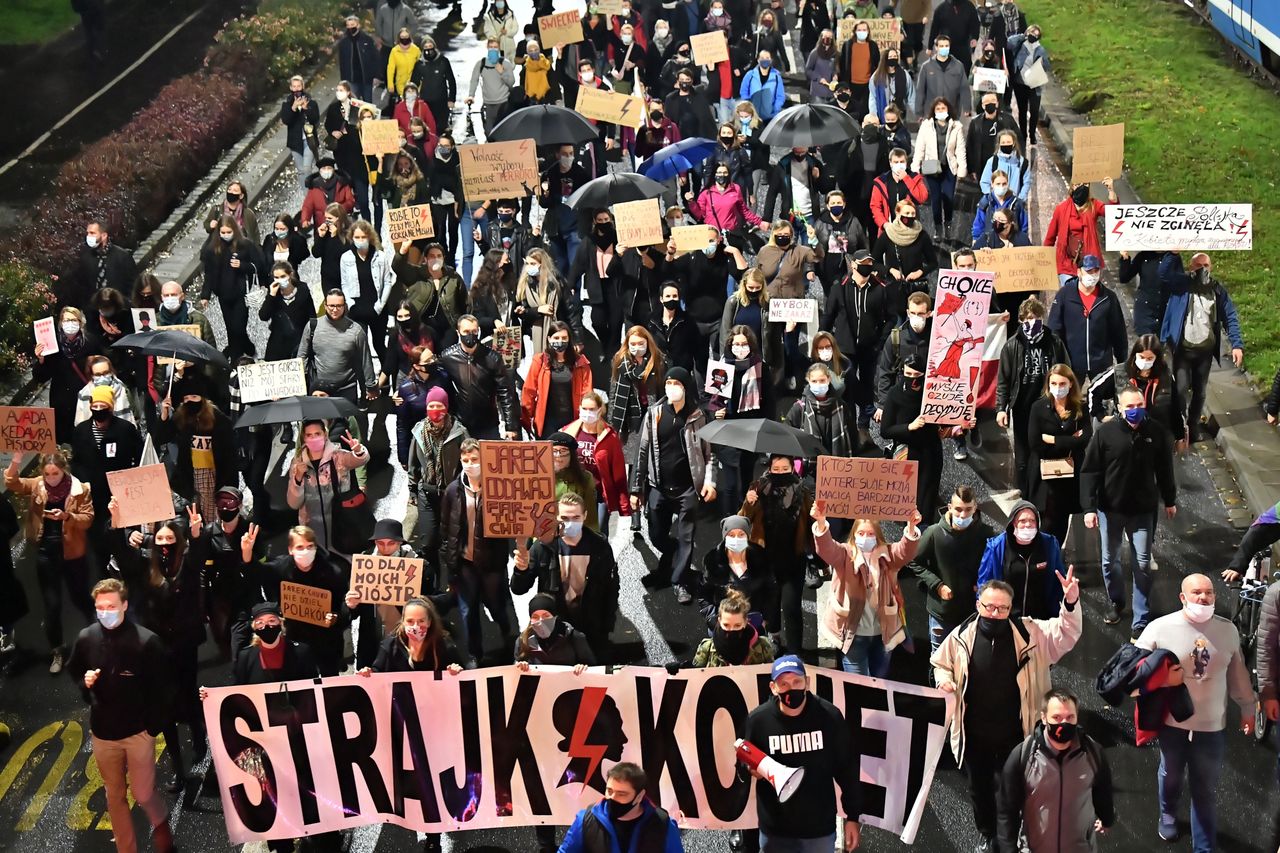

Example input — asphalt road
[0,0,1275,851]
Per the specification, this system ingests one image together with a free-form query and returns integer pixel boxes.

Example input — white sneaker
[0,630,14,655]
[49,651,63,675]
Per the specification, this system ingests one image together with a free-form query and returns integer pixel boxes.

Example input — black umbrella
[111,329,229,368]
[697,418,827,458]
[565,172,667,210]
[759,103,861,148]
[488,104,599,145]
[234,395,358,429]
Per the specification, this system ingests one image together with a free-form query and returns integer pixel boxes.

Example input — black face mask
[885,120,898,131]
[775,235,791,248]
[1071,185,1090,206]
[856,262,874,277]
[217,507,240,522]
[861,126,879,143]
[999,144,1015,155]
[605,795,638,822]
[746,290,761,302]
[767,471,797,488]
[650,111,664,122]
[712,625,752,662]
[182,400,203,414]
[347,27,359,37]
[720,135,734,146]
[777,688,806,710]
[903,374,922,392]
[593,224,616,247]
[679,80,691,90]
[887,61,899,71]
[900,215,916,227]
[1046,721,1078,744]
[994,220,1008,233]
[460,332,480,348]
[983,103,997,115]
[1027,34,1040,43]
[715,174,729,185]
[226,192,241,204]
[253,624,283,645]
[983,51,995,61]
[91,408,112,424]
[158,543,176,568]
[399,318,419,332]
[399,37,412,45]
[977,615,1011,638]
[836,93,851,104]
[550,340,568,352]
[662,299,680,311]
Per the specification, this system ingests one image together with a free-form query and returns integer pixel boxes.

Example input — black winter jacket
[438,342,519,436]
[1080,416,1176,515]
[511,529,620,643]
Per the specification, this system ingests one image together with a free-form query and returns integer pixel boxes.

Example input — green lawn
[1020,0,1280,385]
[0,0,81,45]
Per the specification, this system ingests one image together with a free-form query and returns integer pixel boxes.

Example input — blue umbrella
[637,137,717,182]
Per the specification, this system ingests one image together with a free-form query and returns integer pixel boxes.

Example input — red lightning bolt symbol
[1237,218,1249,236]
[1111,218,1125,236]
[568,686,609,791]
[404,562,417,583]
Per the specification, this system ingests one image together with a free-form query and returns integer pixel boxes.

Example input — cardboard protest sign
[538,9,583,47]
[974,246,1058,293]
[386,204,436,243]
[672,224,716,253]
[459,139,540,201]
[972,67,1007,94]
[492,325,523,369]
[0,407,56,454]
[105,464,174,528]
[690,31,729,67]
[1071,123,1124,185]
[575,86,644,129]
[238,358,308,404]
[478,440,558,539]
[705,358,734,398]
[921,269,995,425]
[280,581,332,627]
[350,554,425,607]
[360,119,401,155]
[1104,203,1253,252]
[128,308,158,334]
[841,17,901,47]
[768,298,818,324]
[614,198,664,247]
[815,456,919,520]
[32,317,58,355]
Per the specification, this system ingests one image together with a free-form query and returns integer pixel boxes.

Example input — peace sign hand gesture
[186,504,203,539]
[1056,564,1079,605]
[241,522,260,561]
[340,430,365,456]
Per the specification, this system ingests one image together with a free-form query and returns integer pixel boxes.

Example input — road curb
[1034,72,1277,523]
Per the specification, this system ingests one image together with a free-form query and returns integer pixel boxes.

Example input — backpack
[1019,728,1102,780]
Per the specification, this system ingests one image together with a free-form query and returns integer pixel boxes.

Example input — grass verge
[0,0,80,45]
[1020,0,1280,385]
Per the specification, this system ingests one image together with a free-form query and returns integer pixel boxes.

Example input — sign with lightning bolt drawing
[575,86,644,129]
[349,554,425,606]
[1104,203,1252,252]
[458,139,541,201]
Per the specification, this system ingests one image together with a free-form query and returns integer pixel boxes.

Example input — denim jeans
[841,634,888,677]
[290,146,315,191]
[928,614,949,659]
[1158,726,1225,853]
[759,832,838,853]
[459,205,482,285]
[1098,509,1155,632]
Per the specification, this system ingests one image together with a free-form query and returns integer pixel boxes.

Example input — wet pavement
[0,0,1276,851]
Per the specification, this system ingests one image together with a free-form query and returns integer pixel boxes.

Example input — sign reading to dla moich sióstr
[350,554,424,606]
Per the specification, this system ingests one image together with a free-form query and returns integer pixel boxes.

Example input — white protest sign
[1104,204,1253,252]
[238,359,308,404]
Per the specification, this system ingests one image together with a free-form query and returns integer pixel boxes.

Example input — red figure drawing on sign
[931,320,984,379]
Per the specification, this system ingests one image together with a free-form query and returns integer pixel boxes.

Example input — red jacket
[870,172,929,235]
[393,99,438,156]
[299,178,357,228]
[520,353,593,437]
[1043,197,1107,275]
[561,419,631,514]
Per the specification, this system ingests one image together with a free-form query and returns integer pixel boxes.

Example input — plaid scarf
[608,357,649,433]
[800,393,852,459]
[738,361,763,412]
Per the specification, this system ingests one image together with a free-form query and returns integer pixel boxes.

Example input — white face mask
[724,535,748,552]
[817,348,833,362]
[294,546,317,568]
[429,260,443,271]
[731,345,750,360]
[890,162,907,177]
[463,462,481,480]
[1049,385,1070,400]
[935,111,949,122]
[1013,527,1037,544]
[621,34,633,45]
[908,315,927,333]
[336,90,350,102]
[61,321,81,336]
[1135,356,1156,371]
[666,384,684,403]
[85,234,100,248]
[320,168,335,181]
[855,534,877,553]
[579,407,599,424]
[525,264,540,277]
[580,70,594,82]
[1079,272,1100,289]
[993,184,1009,198]
[354,238,369,251]
[162,295,182,312]
[1183,601,1215,623]
[629,343,647,356]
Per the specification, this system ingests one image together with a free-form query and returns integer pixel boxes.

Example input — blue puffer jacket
[976,500,1065,619]
[1157,253,1243,362]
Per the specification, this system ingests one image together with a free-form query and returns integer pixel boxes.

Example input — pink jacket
[814,521,919,649]
[689,183,762,232]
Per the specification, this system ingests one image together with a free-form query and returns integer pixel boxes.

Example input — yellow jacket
[520,55,553,100]
[387,44,421,96]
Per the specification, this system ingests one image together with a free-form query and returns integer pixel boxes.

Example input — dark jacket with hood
[909,509,997,627]
[441,471,512,580]
[511,527,620,644]
[1095,643,1194,745]
[698,541,776,632]
[1079,415,1177,516]
[232,638,320,685]
[874,318,928,409]
[995,325,1068,412]
[514,618,596,667]
[977,500,1066,621]
[1046,282,1127,379]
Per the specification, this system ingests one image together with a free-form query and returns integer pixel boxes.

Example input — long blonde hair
[733,268,770,307]
[516,247,563,306]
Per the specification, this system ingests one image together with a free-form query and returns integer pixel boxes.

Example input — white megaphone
[735,738,804,803]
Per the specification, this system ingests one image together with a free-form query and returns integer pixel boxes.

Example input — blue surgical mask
[703,243,717,257]
[488,48,500,64]
[809,382,829,397]
[97,609,123,629]
[1123,407,1146,426]
[725,535,748,552]
[937,46,951,58]
[561,520,584,538]
[758,59,772,70]
[952,514,974,530]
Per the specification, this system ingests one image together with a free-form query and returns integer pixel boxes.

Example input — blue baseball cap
[770,654,807,681]
[1080,254,1102,271]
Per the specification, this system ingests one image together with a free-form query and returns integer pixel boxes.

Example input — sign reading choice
[459,140,540,201]
[478,441,558,539]
[815,456,918,520]
[1104,203,1252,252]
[0,406,56,455]
[921,269,994,425]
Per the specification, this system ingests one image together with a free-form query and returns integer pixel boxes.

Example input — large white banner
[1104,203,1253,251]
[204,665,953,844]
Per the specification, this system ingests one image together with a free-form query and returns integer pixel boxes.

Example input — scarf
[802,393,852,458]
[652,32,672,54]
[608,357,648,431]
[883,216,922,247]
[223,201,245,229]
[59,328,88,363]
[95,246,108,288]
[420,414,450,485]
[394,164,423,205]
[738,361,762,412]
[159,301,192,325]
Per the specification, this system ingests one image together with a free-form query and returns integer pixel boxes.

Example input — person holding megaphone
[740,655,863,851]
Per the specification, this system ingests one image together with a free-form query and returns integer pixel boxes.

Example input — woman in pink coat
[812,500,921,676]
[686,161,768,235]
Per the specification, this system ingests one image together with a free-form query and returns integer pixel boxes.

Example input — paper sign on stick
[1104,203,1252,252]
[33,317,58,355]
[815,456,919,520]
[614,198,664,247]
[238,359,308,404]
[105,464,174,528]
[672,224,716,253]
[129,308,158,334]
[538,9,584,47]
[361,119,401,155]
[921,269,995,425]
[350,554,425,607]
[974,246,1058,293]
[575,86,644,128]
[768,299,817,324]
[154,323,202,365]
[459,140,540,201]
[972,67,1007,94]
[386,204,436,243]
[1071,123,1124,185]
[705,358,734,398]
[280,581,332,627]
[690,31,728,67]
[493,326,523,369]
[0,407,56,454]
[478,441,557,539]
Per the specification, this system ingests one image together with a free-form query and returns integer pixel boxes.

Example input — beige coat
[5,472,94,559]
[912,117,968,178]
[814,522,919,650]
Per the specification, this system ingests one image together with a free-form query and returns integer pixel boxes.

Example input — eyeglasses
[978,601,1011,616]
[552,448,572,457]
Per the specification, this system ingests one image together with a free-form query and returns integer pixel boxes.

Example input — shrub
[208,0,344,101]
[0,259,59,383]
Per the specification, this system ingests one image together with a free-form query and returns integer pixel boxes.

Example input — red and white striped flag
[976,313,1007,411]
